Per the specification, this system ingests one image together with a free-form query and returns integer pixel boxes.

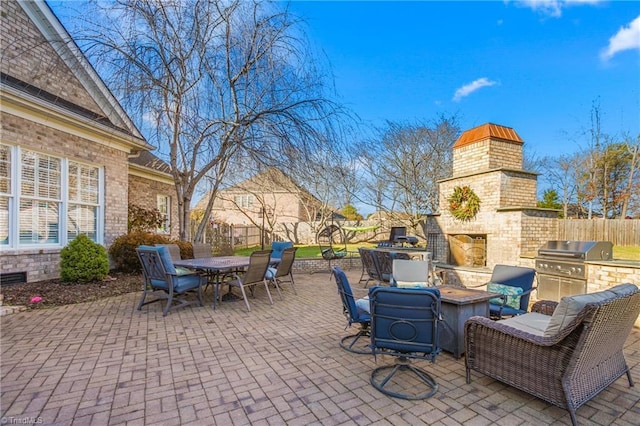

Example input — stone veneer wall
[452,139,523,176]
[434,172,555,267]
[434,260,640,327]
[439,170,538,214]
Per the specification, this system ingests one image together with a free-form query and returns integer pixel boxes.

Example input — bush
[60,235,110,284]
[109,231,170,273]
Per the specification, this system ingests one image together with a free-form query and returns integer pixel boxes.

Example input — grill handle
[537,251,583,259]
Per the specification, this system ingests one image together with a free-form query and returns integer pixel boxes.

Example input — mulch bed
[1,272,142,310]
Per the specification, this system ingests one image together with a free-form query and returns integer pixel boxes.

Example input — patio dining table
[173,256,279,309]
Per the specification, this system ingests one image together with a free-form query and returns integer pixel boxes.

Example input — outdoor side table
[437,285,498,359]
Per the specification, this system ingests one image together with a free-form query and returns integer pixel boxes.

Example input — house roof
[227,168,316,198]
[453,123,523,149]
[14,0,150,150]
[128,150,172,175]
[193,167,322,212]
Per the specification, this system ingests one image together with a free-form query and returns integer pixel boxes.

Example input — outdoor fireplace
[448,234,486,267]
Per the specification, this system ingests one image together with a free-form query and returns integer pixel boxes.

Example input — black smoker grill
[535,241,613,301]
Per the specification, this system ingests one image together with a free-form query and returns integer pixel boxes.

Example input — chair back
[371,250,393,283]
[137,246,166,281]
[242,250,273,284]
[155,244,181,261]
[490,265,536,311]
[392,259,430,287]
[271,241,293,259]
[137,245,175,285]
[359,248,381,282]
[369,286,440,360]
[332,266,368,324]
[192,244,212,258]
[274,247,296,278]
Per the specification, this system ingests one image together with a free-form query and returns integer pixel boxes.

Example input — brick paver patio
[2,268,639,425]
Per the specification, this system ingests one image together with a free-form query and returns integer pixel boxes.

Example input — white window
[19,150,61,244]
[157,194,170,234]
[0,144,104,247]
[67,162,100,241]
[234,194,254,209]
[0,145,11,245]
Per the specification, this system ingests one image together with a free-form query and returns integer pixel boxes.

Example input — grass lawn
[236,244,640,261]
[234,243,378,258]
[613,246,640,261]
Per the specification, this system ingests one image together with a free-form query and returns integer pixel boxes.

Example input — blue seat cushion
[151,274,201,292]
[355,297,370,315]
[490,305,526,317]
[265,267,277,280]
[155,245,177,274]
[271,241,293,259]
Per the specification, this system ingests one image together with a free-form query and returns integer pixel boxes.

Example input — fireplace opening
[448,234,486,267]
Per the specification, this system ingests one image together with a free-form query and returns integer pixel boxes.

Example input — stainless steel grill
[535,241,613,301]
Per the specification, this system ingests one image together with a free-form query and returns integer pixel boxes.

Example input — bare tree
[76,0,348,241]
[359,114,461,229]
[621,133,640,218]
[541,154,579,218]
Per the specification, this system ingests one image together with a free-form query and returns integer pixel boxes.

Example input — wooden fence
[557,219,640,246]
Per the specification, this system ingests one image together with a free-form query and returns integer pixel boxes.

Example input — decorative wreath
[447,186,481,221]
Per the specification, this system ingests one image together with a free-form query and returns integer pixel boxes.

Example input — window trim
[1,144,105,248]
[157,194,170,234]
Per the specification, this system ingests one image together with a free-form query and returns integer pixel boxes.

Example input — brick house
[1,1,176,283]
[194,168,323,226]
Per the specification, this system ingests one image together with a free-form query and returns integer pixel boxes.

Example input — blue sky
[48,0,639,159]
[286,0,640,158]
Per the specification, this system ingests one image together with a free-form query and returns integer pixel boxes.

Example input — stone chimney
[426,123,558,270]
[452,123,523,174]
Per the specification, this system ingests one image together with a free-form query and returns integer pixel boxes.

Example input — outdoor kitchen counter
[585,259,640,267]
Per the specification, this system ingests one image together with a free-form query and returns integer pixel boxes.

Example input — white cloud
[452,78,497,102]
[511,0,604,18]
[600,15,640,61]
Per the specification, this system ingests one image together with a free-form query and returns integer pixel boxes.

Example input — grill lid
[537,241,613,261]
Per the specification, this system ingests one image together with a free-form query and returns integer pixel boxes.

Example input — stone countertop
[585,259,640,268]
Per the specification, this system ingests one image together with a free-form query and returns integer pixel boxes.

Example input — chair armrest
[531,300,558,316]
[464,316,581,390]
[465,282,489,289]
[465,316,558,346]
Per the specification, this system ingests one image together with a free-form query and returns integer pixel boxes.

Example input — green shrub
[109,231,170,272]
[60,235,110,284]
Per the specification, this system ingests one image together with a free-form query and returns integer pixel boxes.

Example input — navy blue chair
[136,245,205,316]
[486,265,536,319]
[331,266,372,354]
[368,286,441,399]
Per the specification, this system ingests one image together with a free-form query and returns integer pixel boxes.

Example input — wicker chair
[465,285,640,426]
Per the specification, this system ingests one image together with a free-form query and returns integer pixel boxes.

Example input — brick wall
[452,139,523,176]
[128,174,179,240]
[1,1,104,116]
[1,111,130,281]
